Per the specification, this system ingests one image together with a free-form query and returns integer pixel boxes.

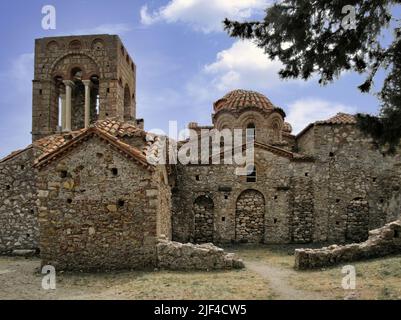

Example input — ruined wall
[295,220,401,270]
[37,137,159,271]
[0,149,39,253]
[157,237,245,270]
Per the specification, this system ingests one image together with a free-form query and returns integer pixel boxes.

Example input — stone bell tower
[32,34,137,141]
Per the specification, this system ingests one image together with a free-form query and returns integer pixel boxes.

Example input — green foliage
[224,0,401,151]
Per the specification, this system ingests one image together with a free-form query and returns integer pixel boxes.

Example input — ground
[0,245,400,300]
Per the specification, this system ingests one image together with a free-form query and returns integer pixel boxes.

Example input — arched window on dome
[271,120,281,142]
[246,123,256,143]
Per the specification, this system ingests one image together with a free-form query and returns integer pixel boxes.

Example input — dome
[214,89,276,113]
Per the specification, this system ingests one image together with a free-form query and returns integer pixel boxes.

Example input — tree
[224,0,401,152]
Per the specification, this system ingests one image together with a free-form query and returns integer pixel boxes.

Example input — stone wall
[194,196,214,243]
[306,124,401,243]
[235,190,265,243]
[290,177,314,243]
[172,122,401,245]
[172,147,314,244]
[157,237,245,270]
[0,149,39,254]
[295,220,401,270]
[345,198,369,242]
[37,137,160,271]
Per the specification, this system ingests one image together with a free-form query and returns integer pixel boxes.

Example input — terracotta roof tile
[214,89,276,113]
[34,127,155,171]
[316,113,357,125]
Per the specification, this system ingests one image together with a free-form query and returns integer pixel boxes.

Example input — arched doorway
[193,196,214,243]
[235,190,265,243]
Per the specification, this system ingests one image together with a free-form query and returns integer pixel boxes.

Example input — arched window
[71,67,83,81]
[246,164,257,183]
[246,123,256,143]
[271,119,281,142]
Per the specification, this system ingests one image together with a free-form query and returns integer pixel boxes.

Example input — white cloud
[286,98,357,134]
[71,23,132,35]
[140,0,269,33]
[204,40,284,92]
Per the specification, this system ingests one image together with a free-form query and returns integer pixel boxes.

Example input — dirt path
[245,261,328,300]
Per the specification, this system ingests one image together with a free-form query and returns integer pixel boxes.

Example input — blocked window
[246,165,257,183]
[246,123,256,143]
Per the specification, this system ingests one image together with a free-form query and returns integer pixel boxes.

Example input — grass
[230,245,401,300]
[1,245,400,300]
[60,269,273,300]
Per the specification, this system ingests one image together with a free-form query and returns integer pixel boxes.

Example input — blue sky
[0,0,399,158]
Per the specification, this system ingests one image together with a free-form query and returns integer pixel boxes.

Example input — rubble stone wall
[295,220,401,270]
[37,137,159,271]
[0,149,39,254]
[172,148,304,244]
[157,238,245,270]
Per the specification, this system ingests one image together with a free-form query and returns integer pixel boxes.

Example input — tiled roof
[33,119,148,160]
[34,129,86,156]
[0,147,32,164]
[214,90,276,113]
[296,113,357,138]
[94,118,146,138]
[0,119,161,170]
[316,113,357,125]
[34,126,154,171]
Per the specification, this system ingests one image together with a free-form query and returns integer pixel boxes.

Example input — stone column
[82,80,92,129]
[60,93,66,131]
[63,80,74,132]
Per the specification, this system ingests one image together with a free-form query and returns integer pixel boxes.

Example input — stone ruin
[1,34,401,272]
[157,237,245,271]
[295,220,401,270]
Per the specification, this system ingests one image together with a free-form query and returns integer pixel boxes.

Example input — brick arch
[49,53,103,80]
[214,113,236,130]
[267,113,284,142]
[235,189,265,243]
[193,195,214,243]
[237,111,265,128]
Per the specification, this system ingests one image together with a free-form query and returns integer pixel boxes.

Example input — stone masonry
[295,220,401,270]
[157,237,244,270]
[0,34,401,271]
